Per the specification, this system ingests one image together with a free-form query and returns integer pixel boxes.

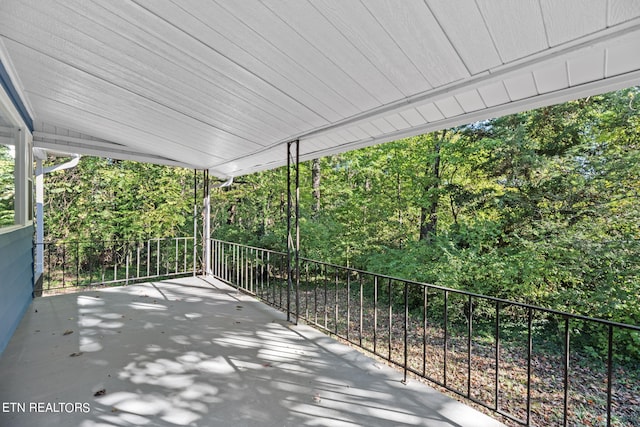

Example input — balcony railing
[37,237,198,292]
[210,239,640,427]
[35,237,639,426]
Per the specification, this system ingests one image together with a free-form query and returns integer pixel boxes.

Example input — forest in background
[43,88,639,330]
[0,143,15,226]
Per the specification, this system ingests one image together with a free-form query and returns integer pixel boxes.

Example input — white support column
[35,156,44,278]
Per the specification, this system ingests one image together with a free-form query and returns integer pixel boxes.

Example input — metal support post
[193,170,198,276]
[203,170,211,276]
[287,140,300,324]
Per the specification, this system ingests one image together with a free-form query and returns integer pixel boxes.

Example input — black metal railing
[210,239,640,427]
[37,237,198,292]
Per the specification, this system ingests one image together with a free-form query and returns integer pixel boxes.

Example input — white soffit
[0,0,639,178]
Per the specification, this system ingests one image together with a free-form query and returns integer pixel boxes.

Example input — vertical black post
[335,269,339,335]
[346,271,351,341]
[373,276,378,354]
[203,170,210,276]
[295,141,300,323]
[444,290,448,387]
[495,301,501,411]
[286,140,300,324]
[304,263,309,319]
[563,317,570,427]
[526,308,533,426]
[62,243,66,287]
[388,278,392,361]
[403,281,409,384]
[75,241,79,287]
[314,264,318,324]
[359,275,363,347]
[323,264,328,329]
[467,294,473,399]
[423,286,428,377]
[606,325,613,427]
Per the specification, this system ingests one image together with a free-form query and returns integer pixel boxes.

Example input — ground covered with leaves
[288,284,640,427]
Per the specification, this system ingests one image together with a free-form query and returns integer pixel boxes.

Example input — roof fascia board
[0,40,33,132]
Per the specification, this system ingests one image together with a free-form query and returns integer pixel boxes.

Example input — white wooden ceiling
[1,0,639,178]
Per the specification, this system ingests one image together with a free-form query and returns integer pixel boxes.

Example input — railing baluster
[183,238,187,273]
[563,316,570,427]
[146,239,151,277]
[324,264,328,329]
[101,241,105,283]
[136,242,140,279]
[607,324,613,427]
[388,278,392,361]
[359,274,363,347]
[46,243,50,290]
[444,290,448,388]
[258,249,262,297]
[314,263,318,325]
[113,242,117,281]
[423,286,428,377]
[279,253,283,309]
[403,281,408,383]
[374,276,378,355]
[76,241,79,287]
[255,248,259,294]
[467,294,473,399]
[496,301,501,411]
[527,307,533,426]
[267,251,271,303]
[302,262,308,320]
[346,271,351,341]
[125,245,130,285]
[335,268,339,336]
[62,243,66,287]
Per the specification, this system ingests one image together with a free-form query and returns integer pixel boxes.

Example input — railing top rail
[41,237,194,245]
[212,238,640,332]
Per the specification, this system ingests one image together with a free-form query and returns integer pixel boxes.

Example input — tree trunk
[227,203,236,225]
[311,158,321,215]
[419,134,442,242]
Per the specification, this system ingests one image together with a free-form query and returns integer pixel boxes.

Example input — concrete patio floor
[0,277,503,427]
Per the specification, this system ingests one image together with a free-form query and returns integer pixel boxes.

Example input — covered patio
[2,2,640,426]
[0,276,502,427]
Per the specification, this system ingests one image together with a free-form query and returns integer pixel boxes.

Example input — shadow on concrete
[0,277,503,427]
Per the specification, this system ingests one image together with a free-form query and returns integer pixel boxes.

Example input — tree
[311,158,321,215]
[0,144,14,227]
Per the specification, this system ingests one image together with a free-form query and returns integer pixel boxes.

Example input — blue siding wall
[0,226,33,354]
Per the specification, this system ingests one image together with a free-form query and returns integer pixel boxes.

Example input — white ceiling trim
[32,130,193,168]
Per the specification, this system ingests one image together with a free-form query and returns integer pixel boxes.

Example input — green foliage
[0,144,15,227]
[44,158,197,242]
